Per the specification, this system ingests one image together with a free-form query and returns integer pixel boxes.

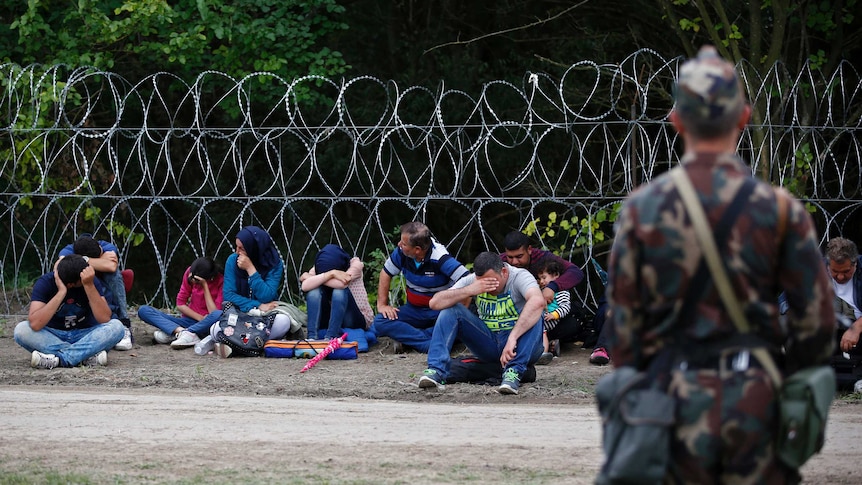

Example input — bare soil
[0,308,859,484]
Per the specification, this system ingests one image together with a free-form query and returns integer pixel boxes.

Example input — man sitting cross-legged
[14,255,125,368]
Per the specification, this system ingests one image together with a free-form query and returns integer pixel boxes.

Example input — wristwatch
[83,256,89,263]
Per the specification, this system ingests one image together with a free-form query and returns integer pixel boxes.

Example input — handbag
[776,365,835,468]
[263,339,358,360]
[672,169,835,469]
[215,304,274,357]
[595,366,675,485]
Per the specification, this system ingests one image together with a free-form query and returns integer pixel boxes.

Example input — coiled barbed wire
[2,49,860,313]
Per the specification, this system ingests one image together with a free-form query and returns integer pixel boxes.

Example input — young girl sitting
[535,259,572,364]
[138,257,224,344]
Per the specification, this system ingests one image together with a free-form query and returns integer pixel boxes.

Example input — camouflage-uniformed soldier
[605,46,835,483]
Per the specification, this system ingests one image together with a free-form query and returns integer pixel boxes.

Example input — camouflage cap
[675,45,745,123]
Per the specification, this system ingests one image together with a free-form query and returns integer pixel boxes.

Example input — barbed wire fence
[2,49,860,315]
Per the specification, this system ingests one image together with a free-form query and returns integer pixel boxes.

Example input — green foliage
[783,143,818,213]
[0,65,145,247]
[523,205,621,258]
[6,0,349,83]
[363,227,404,308]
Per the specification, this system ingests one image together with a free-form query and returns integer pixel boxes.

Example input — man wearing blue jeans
[14,255,125,368]
[371,221,469,353]
[419,251,546,395]
[60,234,133,351]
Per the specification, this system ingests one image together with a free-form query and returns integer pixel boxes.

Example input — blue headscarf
[234,226,280,297]
[315,244,350,273]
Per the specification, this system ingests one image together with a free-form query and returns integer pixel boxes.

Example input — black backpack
[447,356,537,385]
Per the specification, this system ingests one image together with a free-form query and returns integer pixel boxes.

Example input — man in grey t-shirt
[418,252,546,394]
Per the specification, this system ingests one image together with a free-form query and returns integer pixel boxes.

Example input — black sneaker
[418,369,445,390]
[498,368,521,395]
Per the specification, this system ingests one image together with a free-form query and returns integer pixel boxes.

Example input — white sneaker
[171,330,200,349]
[31,350,60,369]
[854,379,862,394]
[153,330,175,345]
[194,336,214,355]
[114,327,133,351]
[83,350,108,366]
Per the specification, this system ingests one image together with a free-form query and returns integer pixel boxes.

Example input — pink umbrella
[300,332,348,373]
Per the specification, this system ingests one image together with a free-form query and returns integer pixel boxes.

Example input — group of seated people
[14,221,613,395]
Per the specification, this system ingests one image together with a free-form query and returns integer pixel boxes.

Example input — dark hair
[536,259,564,277]
[57,254,88,285]
[400,221,432,250]
[826,237,859,265]
[188,257,222,283]
[72,235,102,258]
[474,251,505,276]
[503,231,530,251]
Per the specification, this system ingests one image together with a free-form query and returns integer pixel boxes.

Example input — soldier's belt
[678,347,767,373]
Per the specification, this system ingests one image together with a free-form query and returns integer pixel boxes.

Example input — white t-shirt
[832,278,862,320]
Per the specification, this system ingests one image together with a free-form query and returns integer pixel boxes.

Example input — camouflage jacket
[607,152,835,372]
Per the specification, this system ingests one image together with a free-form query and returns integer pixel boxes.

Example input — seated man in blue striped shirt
[370,221,469,353]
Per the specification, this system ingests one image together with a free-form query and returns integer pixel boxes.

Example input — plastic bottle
[195,335,214,355]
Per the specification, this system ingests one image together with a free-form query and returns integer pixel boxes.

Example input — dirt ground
[0,308,860,484]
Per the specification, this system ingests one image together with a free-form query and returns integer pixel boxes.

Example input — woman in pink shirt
[138,257,224,344]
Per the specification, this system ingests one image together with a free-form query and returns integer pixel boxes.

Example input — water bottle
[195,335,214,355]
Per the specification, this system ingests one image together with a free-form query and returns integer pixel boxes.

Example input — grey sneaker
[536,352,554,365]
[418,369,445,390]
[153,330,175,345]
[214,342,233,359]
[114,327,133,351]
[171,330,200,349]
[31,350,60,369]
[82,351,108,366]
[498,368,521,395]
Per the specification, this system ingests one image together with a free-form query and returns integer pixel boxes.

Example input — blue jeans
[14,320,125,367]
[370,303,440,353]
[427,304,543,379]
[137,305,197,335]
[100,270,129,320]
[305,287,366,339]
[185,310,223,337]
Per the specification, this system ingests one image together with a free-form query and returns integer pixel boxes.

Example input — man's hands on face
[469,276,499,295]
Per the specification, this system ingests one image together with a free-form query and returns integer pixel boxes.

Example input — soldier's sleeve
[607,201,644,368]
[777,190,836,371]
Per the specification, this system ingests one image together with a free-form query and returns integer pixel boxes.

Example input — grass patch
[0,470,96,485]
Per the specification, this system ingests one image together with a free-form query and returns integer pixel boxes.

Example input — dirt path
[0,386,858,484]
